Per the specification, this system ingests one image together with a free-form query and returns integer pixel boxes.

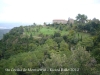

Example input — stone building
[68,18,74,24]
[53,19,67,24]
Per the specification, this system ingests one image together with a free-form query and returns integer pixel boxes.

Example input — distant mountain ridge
[0,29,10,39]
[0,22,32,29]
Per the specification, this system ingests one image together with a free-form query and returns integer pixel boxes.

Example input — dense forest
[0,14,100,75]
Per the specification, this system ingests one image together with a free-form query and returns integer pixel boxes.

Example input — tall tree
[76,14,87,24]
[70,46,97,75]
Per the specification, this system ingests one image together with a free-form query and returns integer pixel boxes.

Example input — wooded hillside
[0,14,100,75]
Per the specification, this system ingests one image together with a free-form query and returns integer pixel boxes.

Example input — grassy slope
[22,25,91,40]
[75,32,91,39]
[23,26,69,36]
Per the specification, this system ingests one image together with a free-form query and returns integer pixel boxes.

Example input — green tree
[33,23,36,26]
[70,46,97,75]
[45,39,58,50]
[76,14,87,24]
[54,37,63,44]
[59,40,69,51]
[54,32,61,37]
[43,53,67,75]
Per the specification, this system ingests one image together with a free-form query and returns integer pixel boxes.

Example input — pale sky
[0,0,100,25]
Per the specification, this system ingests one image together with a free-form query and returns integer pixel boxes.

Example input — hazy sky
[0,0,100,25]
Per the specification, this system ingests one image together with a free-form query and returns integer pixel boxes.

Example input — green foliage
[79,37,93,50]
[91,33,100,63]
[70,46,96,75]
[43,53,67,75]
[54,37,63,44]
[54,32,61,37]
[45,39,58,50]
[0,50,44,75]
[0,17,100,75]
[76,14,87,24]
[59,40,69,51]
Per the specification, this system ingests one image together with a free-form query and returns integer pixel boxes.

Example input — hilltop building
[68,17,74,24]
[53,18,74,24]
[53,19,67,24]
